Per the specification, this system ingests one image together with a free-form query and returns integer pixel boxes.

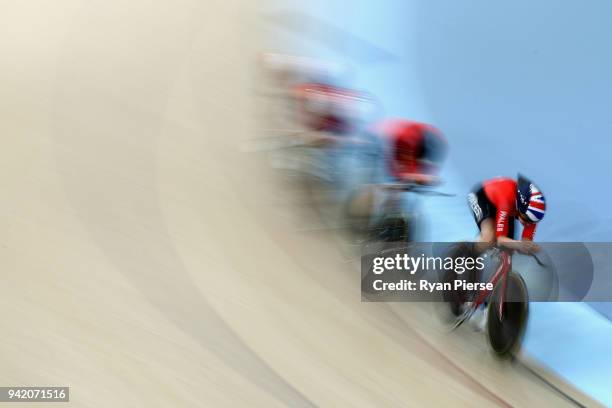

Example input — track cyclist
[464,174,546,330]
[467,174,546,253]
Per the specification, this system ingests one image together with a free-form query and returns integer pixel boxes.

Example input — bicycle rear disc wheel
[487,271,529,357]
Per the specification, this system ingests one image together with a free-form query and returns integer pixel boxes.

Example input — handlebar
[529,252,547,267]
[487,246,547,267]
[376,182,455,196]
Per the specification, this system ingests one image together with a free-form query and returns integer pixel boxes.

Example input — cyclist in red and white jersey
[464,174,546,330]
[467,175,546,254]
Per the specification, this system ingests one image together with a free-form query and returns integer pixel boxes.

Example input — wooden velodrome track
[0,0,602,406]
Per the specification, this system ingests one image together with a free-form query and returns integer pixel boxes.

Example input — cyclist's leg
[478,219,496,251]
[466,185,496,326]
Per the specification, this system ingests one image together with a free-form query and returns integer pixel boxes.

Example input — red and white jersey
[482,177,536,240]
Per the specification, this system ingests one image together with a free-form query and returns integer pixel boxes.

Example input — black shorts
[467,183,516,238]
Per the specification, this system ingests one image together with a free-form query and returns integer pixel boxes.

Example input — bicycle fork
[471,251,512,322]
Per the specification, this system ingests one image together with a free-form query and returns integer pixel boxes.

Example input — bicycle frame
[470,249,512,322]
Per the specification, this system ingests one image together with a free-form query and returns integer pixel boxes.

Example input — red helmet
[379,120,447,179]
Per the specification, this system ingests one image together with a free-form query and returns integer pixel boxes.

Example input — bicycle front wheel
[487,271,529,357]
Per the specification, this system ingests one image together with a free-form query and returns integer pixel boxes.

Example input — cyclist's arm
[497,236,527,250]
[497,236,540,254]
[521,222,537,241]
[493,209,540,253]
[473,218,533,254]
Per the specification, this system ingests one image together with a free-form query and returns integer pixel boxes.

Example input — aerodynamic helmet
[517,174,546,223]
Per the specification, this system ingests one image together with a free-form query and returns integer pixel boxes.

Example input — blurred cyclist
[345,119,448,235]
[290,82,367,145]
[467,174,546,254]
[260,52,371,147]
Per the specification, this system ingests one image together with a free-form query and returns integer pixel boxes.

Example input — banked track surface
[0,0,602,406]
